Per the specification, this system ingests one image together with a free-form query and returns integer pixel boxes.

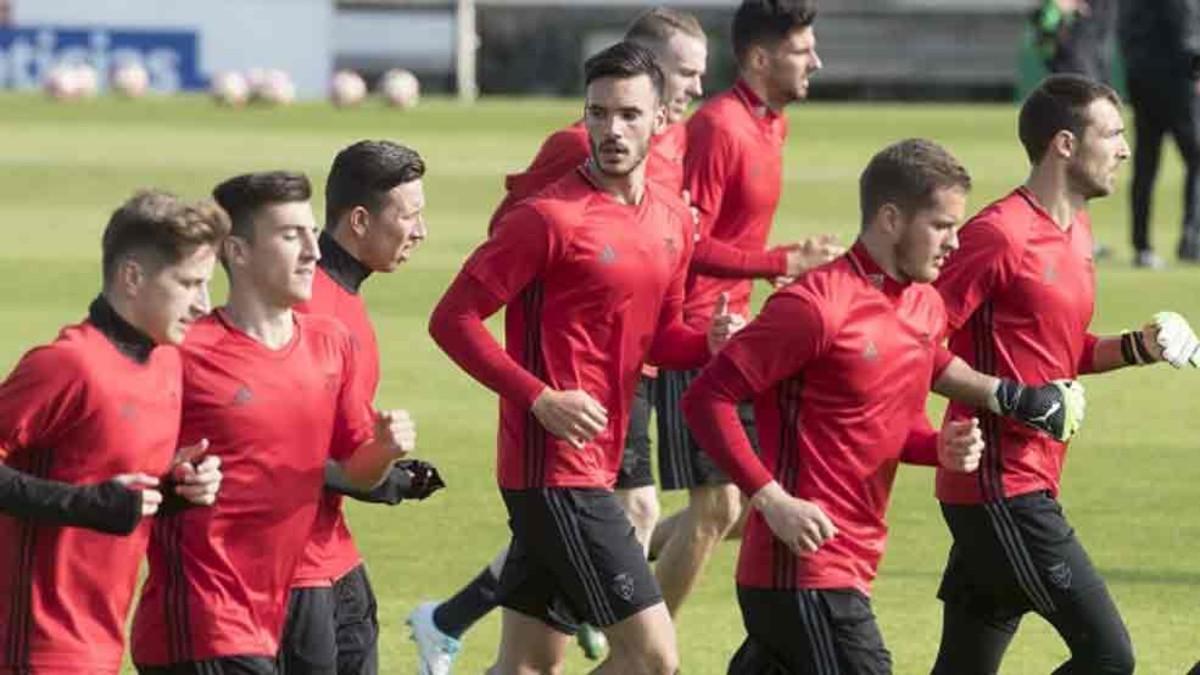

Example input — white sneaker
[407,601,462,675]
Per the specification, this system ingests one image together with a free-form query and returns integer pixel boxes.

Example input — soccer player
[131,172,417,675]
[652,0,836,619]
[930,74,1200,674]
[0,190,227,674]
[408,8,717,671]
[277,141,441,675]
[682,138,1089,671]
[428,41,735,675]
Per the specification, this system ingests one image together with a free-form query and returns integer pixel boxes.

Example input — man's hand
[1150,311,1200,368]
[707,292,746,353]
[990,379,1086,442]
[111,473,162,517]
[168,438,222,507]
[774,235,844,286]
[752,482,837,556]
[938,418,983,473]
[376,410,416,459]
[681,189,701,227]
[531,389,608,449]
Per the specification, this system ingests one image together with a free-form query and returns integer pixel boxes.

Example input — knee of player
[624,492,661,531]
[690,485,743,535]
[638,643,679,675]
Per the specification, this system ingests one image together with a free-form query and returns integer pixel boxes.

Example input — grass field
[2,92,1198,674]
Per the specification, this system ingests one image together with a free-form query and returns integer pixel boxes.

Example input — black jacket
[1119,0,1200,78]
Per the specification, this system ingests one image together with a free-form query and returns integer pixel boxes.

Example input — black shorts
[933,491,1132,674]
[655,368,758,491]
[278,564,379,675]
[730,586,891,675]
[498,487,662,633]
[138,656,277,675]
[615,376,655,490]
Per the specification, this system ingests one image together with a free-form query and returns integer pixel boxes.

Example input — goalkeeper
[930,74,1200,674]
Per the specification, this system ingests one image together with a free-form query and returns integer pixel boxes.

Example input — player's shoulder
[795,255,860,296]
[12,326,92,381]
[687,93,742,139]
[542,122,589,153]
[180,313,230,352]
[299,266,343,312]
[518,170,594,225]
[691,88,741,121]
[296,312,353,344]
[773,257,854,312]
[962,189,1035,249]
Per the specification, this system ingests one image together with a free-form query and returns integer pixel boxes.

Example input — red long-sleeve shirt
[132,312,374,665]
[934,188,1100,504]
[291,235,382,588]
[682,243,953,594]
[682,80,792,329]
[0,299,181,674]
[431,168,706,489]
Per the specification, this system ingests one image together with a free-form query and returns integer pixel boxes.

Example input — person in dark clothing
[1120,0,1200,267]
[1035,0,1118,83]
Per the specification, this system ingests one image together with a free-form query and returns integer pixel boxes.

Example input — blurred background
[0,0,1115,102]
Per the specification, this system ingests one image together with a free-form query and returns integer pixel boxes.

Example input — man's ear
[114,257,146,298]
[347,206,372,238]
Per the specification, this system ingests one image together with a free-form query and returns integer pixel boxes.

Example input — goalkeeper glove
[1151,311,1200,369]
[329,459,445,505]
[989,379,1086,442]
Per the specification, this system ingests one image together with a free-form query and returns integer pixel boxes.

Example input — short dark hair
[732,0,817,63]
[584,41,665,103]
[102,189,230,285]
[625,7,706,48]
[1018,74,1121,164]
[859,138,972,228]
[325,141,426,228]
[212,171,311,240]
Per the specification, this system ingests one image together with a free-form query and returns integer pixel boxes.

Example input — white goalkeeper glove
[1152,312,1200,369]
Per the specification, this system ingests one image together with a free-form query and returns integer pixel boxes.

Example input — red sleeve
[681,291,830,495]
[932,345,955,383]
[0,346,87,462]
[648,216,710,369]
[691,239,790,278]
[329,329,376,461]
[899,412,939,466]
[429,205,557,410]
[684,117,789,279]
[1076,331,1100,374]
[683,116,730,242]
[935,216,1020,331]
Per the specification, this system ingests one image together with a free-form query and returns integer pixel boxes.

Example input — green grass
[2,93,1198,674]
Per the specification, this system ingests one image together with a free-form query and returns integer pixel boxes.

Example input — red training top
[682,243,954,595]
[430,168,707,490]
[934,187,1098,504]
[0,299,181,674]
[132,311,374,665]
[291,235,382,588]
[683,80,791,329]
[488,120,689,234]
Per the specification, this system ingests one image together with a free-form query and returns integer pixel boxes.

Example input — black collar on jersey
[89,294,156,364]
[318,230,372,294]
